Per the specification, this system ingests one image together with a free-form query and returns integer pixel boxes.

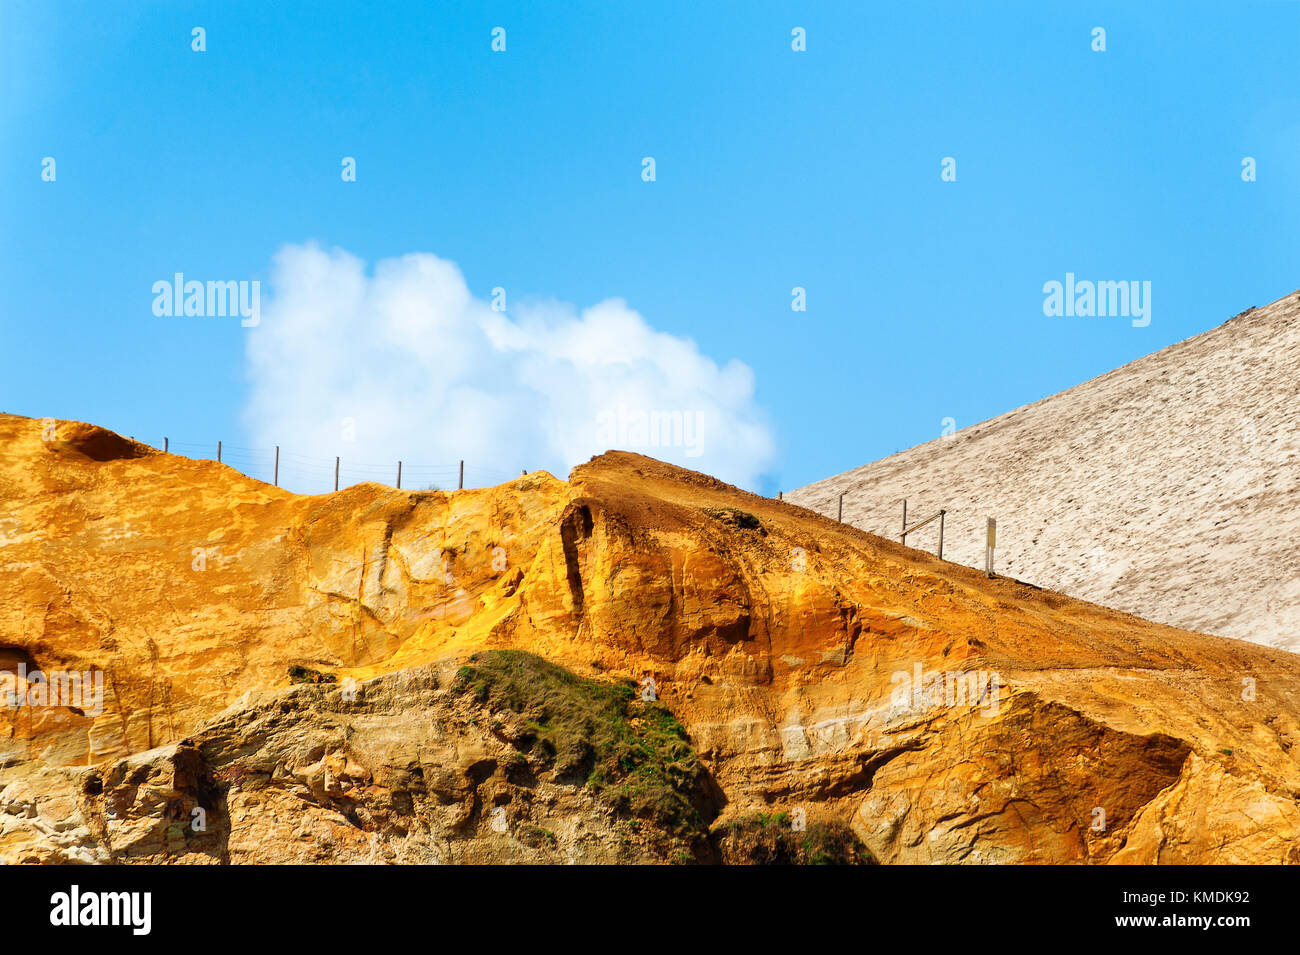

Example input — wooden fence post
[334,456,339,492]
[459,460,464,490]
[217,441,222,463]
[985,517,996,577]
[274,446,279,486]
[938,510,946,560]
[397,461,402,489]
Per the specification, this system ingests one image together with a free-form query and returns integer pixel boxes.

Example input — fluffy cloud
[242,243,775,491]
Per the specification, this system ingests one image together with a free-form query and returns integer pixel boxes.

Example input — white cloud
[241,243,775,491]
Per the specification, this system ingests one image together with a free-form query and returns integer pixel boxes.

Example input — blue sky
[3,0,1298,493]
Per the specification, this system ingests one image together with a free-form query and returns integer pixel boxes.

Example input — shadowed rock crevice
[559,501,594,616]
[854,694,1194,864]
[45,422,153,462]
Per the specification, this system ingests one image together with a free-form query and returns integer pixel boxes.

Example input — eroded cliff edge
[3,412,1299,864]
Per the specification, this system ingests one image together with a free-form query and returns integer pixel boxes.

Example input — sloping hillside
[3,412,1300,863]
[789,288,1300,651]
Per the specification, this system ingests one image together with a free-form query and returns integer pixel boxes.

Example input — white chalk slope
[789,288,1300,651]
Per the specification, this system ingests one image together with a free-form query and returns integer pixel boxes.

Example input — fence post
[838,493,844,522]
[985,517,996,577]
[397,461,402,489]
[901,499,907,542]
[274,446,279,486]
[163,437,168,453]
[217,441,222,463]
[459,460,464,490]
[938,510,946,560]
[334,456,339,492]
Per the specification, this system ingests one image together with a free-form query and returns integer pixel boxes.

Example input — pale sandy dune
[788,288,1300,651]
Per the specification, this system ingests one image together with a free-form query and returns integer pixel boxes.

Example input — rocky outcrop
[3,411,1300,863]
[1,665,683,864]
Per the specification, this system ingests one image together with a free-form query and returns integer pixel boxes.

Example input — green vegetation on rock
[714,812,875,865]
[704,506,763,532]
[453,650,716,849]
[288,665,337,685]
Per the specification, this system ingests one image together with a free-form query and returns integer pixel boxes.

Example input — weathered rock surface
[1,666,665,864]
[3,411,1300,863]
[789,288,1300,652]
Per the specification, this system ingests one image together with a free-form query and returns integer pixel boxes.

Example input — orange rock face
[3,412,1299,863]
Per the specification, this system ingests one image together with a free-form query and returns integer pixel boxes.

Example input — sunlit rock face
[3,412,1300,864]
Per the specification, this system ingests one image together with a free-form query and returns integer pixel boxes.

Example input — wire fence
[159,439,521,495]
[786,489,914,540]
[784,489,953,556]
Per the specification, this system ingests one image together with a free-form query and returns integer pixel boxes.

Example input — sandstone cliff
[3,412,1299,863]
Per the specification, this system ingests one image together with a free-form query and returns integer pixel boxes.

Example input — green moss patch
[713,812,875,865]
[288,665,338,685]
[704,507,764,532]
[453,650,716,848]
